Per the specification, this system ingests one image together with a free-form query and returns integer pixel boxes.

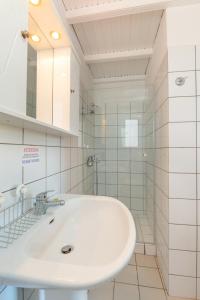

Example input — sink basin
[0,194,136,294]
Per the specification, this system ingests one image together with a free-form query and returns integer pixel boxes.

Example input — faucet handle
[36,190,55,202]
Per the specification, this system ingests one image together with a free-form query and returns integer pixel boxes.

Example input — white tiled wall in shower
[94,101,145,211]
[0,92,95,300]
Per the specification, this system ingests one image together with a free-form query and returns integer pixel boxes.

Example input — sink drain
[61,245,74,254]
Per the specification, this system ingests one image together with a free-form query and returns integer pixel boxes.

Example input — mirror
[26,14,53,124]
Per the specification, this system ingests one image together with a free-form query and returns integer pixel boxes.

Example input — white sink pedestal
[39,289,88,300]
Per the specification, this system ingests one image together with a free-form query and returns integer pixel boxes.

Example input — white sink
[0,195,136,298]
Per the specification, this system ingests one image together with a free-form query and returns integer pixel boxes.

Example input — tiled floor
[89,254,167,300]
[132,211,154,244]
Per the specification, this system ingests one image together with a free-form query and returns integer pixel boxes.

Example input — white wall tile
[168,71,196,97]
[169,249,196,277]
[0,125,22,144]
[197,123,200,147]
[197,71,200,96]
[0,145,22,192]
[169,148,196,173]
[131,101,144,113]
[169,122,196,147]
[118,173,130,185]
[46,134,60,146]
[197,97,200,121]
[106,138,117,149]
[118,114,130,126]
[106,114,117,125]
[106,126,117,137]
[118,149,130,161]
[61,170,70,193]
[169,198,196,225]
[24,129,46,146]
[118,185,130,197]
[169,224,196,251]
[106,161,117,172]
[47,147,60,176]
[118,103,130,114]
[197,252,200,277]
[106,149,117,161]
[106,173,117,184]
[168,46,195,72]
[131,198,143,210]
[61,148,70,171]
[169,275,196,299]
[46,173,61,194]
[169,97,196,122]
[95,115,106,126]
[169,173,196,199]
[95,126,105,137]
[106,103,117,114]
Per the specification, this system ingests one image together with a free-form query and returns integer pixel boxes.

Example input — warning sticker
[22,147,40,165]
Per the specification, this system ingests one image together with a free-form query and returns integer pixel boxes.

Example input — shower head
[82,103,99,115]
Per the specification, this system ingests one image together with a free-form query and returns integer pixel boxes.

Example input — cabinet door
[53,48,70,130]
[0,0,28,114]
[70,51,80,134]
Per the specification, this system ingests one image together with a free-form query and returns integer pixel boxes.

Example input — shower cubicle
[90,85,155,246]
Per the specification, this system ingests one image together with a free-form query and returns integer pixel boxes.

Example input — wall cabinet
[0,0,28,115]
[53,48,80,134]
[0,1,80,136]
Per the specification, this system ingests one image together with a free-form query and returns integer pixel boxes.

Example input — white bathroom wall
[0,90,95,300]
[167,45,197,299]
[146,5,200,298]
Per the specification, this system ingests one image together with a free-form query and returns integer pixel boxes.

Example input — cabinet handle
[21,30,30,39]
[70,89,75,94]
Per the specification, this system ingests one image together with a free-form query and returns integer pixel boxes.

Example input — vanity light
[30,0,41,6]
[50,31,61,40]
[31,34,41,43]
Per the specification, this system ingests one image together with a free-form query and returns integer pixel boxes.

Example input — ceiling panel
[89,58,148,78]
[73,10,162,55]
[62,0,121,11]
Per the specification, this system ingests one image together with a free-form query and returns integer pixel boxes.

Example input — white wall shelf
[0,105,79,137]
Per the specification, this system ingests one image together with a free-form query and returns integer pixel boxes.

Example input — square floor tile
[136,254,157,268]
[115,265,138,285]
[129,254,136,265]
[137,267,163,288]
[114,283,139,300]
[89,282,114,300]
[140,286,166,300]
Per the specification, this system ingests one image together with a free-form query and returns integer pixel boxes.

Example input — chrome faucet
[34,191,65,215]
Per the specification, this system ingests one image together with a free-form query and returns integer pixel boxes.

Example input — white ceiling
[62,0,163,81]
[73,11,162,55]
[89,58,148,78]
